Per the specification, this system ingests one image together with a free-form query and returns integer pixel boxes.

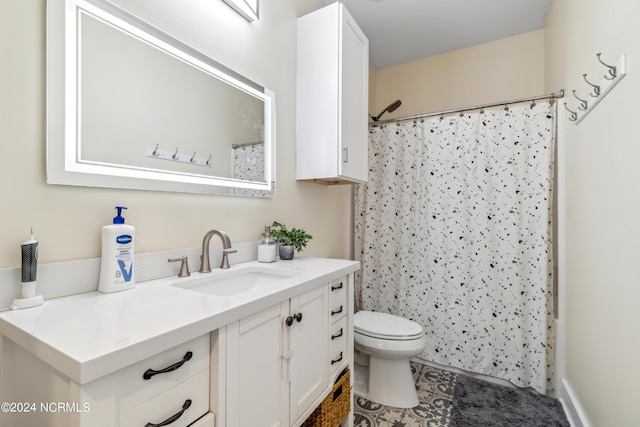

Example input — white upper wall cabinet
[296,3,369,184]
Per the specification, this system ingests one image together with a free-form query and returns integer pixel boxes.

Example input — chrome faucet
[199,229,237,272]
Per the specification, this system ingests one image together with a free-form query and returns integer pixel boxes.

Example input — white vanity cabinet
[0,334,213,427]
[296,2,369,184]
[0,259,359,427]
[217,285,329,427]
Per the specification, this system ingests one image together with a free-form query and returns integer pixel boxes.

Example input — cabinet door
[338,5,369,183]
[288,286,329,423]
[296,3,368,184]
[226,301,290,427]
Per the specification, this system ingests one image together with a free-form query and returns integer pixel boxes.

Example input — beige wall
[0,0,351,268]
[5,0,639,423]
[545,1,640,426]
[371,30,545,119]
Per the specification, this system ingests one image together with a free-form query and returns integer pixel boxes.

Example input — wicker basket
[302,368,351,427]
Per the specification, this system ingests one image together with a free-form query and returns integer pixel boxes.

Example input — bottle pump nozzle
[113,206,127,224]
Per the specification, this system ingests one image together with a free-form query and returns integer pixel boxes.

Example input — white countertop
[0,258,359,385]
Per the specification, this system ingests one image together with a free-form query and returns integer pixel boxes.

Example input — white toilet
[353,311,428,408]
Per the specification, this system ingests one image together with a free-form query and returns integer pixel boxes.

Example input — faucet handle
[219,247,237,269]
[168,257,191,278]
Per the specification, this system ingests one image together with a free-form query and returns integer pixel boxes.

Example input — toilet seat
[354,311,424,341]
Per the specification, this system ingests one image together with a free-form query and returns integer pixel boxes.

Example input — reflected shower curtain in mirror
[354,102,556,393]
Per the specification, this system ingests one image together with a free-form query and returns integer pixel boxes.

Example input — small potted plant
[269,221,313,260]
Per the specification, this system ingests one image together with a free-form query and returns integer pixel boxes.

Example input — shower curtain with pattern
[354,101,556,393]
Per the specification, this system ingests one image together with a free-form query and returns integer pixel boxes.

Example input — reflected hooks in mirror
[46,0,275,197]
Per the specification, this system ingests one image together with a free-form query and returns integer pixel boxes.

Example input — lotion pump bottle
[99,206,135,293]
[258,225,277,263]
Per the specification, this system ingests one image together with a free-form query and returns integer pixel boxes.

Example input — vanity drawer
[329,316,347,371]
[329,277,347,322]
[190,412,215,427]
[120,368,210,427]
[117,334,210,414]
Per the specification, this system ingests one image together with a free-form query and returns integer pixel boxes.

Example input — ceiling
[322,0,553,69]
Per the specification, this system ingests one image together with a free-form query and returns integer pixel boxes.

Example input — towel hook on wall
[564,103,577,122]
[572,90,588,111]
[596,53,617,80]
[567,52,627,124]
[146,145,213,167]
[582,74,600,97]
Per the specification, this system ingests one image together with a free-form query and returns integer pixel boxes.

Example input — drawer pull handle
[143,351,193,380]
[331,352,343,365]
[331,282,344,291]
[331,306,344,316]
[331,328,344,340]
[145,399,192,427]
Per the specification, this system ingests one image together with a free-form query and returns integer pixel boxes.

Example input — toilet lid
[354,311,424,340]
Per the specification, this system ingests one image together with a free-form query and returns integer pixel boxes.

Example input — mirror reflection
[47,0,275,197]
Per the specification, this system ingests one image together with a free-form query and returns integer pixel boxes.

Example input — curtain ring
[596,52,617,80]
[172,147,179,160]
[152,144,159,156]
[190,152,197,163]
[530,99,536,109]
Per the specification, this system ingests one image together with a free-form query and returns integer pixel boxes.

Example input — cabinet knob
[285,316,294,326]
[294,312,303,323]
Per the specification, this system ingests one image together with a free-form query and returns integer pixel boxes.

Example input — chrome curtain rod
[370,90,565,126]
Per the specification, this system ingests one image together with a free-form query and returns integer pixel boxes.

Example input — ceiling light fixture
[222,0,259,22]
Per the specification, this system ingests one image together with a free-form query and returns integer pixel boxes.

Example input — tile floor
[354,362,455,427]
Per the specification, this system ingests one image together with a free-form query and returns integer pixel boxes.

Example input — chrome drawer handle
[331,352,343,365]
[331,328,344,340]
[331,306,343,316]
[145,399,191,427]
[143,351,193,380]
[331,282,344,291]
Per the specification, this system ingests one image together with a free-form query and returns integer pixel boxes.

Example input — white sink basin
[171,266,299,297]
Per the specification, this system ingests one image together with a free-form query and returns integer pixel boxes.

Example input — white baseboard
[559,379,592,427]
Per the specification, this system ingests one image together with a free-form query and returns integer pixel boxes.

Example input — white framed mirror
[47,0,275,197]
